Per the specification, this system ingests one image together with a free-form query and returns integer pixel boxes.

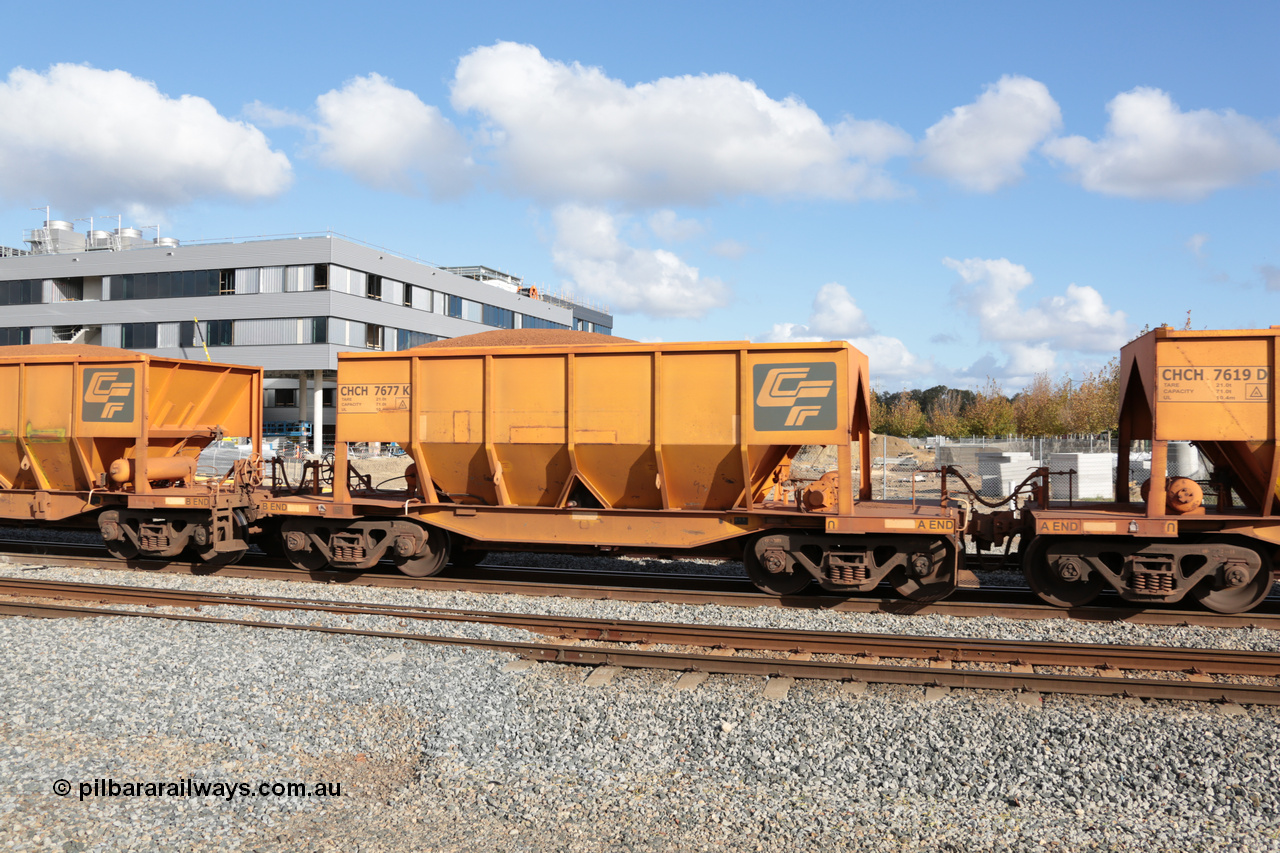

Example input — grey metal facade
[0,230,614,439]
[0,233,611,364]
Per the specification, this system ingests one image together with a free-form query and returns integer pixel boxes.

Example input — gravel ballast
[2,556,1280,851]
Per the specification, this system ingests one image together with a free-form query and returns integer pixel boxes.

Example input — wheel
[744,535,811,596]
[1193,555,1273,614]
[1022,537,1104,607]
[104,538,140,561]
[281,522,329,571]
[889,540,957,601]
[285,546,329,571]
[99,511,139,560]
[395,526,450,578]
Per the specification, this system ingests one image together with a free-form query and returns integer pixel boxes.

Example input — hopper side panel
[416,356,491,503]
[658,352,740,511]
[23,363,77,491]
[573,353,660,509]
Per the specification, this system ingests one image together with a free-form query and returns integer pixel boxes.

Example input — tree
[965,378,1016,436]
[925,390,969,437]
[1014,372,1068,436]
[890,395,927,437]
[870,391,890,434]
[1063,358,1120,434]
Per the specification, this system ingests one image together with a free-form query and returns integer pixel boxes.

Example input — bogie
[98,508,246,567]
[280,517,449,577]
[744,531,957,599]
[1022,535,1271,614]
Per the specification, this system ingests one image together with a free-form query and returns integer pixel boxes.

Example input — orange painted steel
[0,345,262,520]
[1117,326,1280,516]
[331,339,896,551]
[339,340,871,508]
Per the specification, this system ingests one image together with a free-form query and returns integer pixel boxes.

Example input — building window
[483,305,515,329]
[0,327,31,346]
[269,388,297,408]
[313,264,328,290]
[365,324,383,350]
[207,319,233,346]
[366,274,382,301]
[521,315,569,330]
[397,329,438,349]
[53,278,83,302]
[110,270,217,301]
[322,388,335,408]
[446,295,463,318]
[0,279,41,305]
[121,322,158,349]
[311,317,327,344]
[219,269,235,296]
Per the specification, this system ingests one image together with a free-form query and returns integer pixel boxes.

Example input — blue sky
[1,1,1277,391]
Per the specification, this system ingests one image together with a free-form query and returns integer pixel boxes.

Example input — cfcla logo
[83,368,135,423]
[753,363,837,430]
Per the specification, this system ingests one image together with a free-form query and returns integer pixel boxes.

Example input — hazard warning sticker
[338,383,411,414]
[1157,366,1270,403]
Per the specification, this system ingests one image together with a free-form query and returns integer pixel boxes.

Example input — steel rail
[0,596,1276,705]
[3,577,1278,678]
[3,539,1279,630]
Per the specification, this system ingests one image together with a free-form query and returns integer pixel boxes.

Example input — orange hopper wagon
[0,344,263,564]
[1015,326,1280,613]
[270,331,964,596]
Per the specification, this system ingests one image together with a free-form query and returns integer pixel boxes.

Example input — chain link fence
[792,437,1214,504]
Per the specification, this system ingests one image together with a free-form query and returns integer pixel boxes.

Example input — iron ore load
[1,326,1278,614]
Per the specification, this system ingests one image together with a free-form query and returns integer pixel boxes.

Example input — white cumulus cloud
[451,42,913,205]
[1186,233,1209,258]
[917,76,1062,192]
[550,205,730,319]
[759,283,927,377]
[1043,87,1280,200]
[710,239,750,259]
[0,63,291,211]
[647,210,704,242]
[945,256,1129,379]
[311,73,471,198]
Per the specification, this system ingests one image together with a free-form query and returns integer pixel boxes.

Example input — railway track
[3,538,1279,630]
[2,576,1278,705]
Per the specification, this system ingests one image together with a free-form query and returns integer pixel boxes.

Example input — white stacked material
[1168,441,1209,479]
[978,451,1037,497]
[1049,452,1116,501]
[936,445,984,472]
